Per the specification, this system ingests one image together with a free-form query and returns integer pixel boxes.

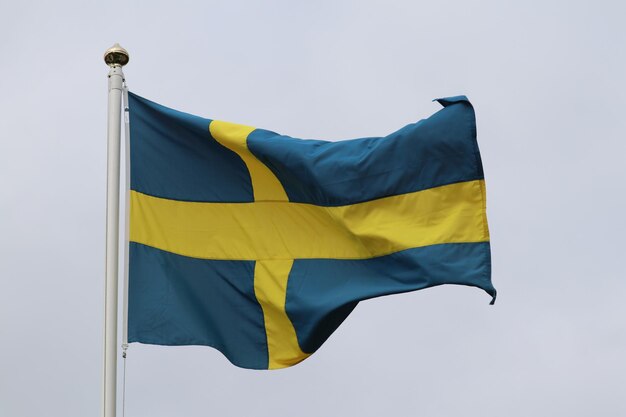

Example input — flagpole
[103,43,129,417]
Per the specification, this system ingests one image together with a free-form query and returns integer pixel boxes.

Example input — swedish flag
[127,93,496,370]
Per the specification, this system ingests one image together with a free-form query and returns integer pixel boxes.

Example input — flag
[127,93,496,370]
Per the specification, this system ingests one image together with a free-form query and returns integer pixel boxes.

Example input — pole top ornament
[104,43,129,67]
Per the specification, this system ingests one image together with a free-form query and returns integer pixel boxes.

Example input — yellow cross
[129,121,489,369]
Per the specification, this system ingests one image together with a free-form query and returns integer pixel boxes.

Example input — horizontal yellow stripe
[130,180,488,260]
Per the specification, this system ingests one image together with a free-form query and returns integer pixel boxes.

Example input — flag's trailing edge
[127,92,496,370]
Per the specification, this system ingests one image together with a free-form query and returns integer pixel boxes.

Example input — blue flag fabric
[127,92,496,369]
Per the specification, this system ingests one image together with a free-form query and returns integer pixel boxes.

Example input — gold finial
[104,43,129,67]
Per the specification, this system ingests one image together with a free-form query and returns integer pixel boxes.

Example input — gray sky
[1,1,625,416]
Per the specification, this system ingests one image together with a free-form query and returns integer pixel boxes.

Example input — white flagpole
[103,43,129,417]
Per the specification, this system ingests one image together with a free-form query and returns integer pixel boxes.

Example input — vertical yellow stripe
[254,260,310,369]
[208,119,305,368]
[209,120,288,202]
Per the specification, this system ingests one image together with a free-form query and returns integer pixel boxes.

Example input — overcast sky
[1,1,625,416]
